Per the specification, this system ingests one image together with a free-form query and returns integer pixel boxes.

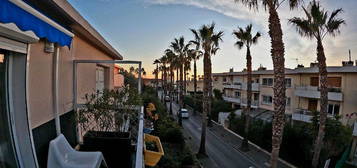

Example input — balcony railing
[223,96,241,103]
[294,85,343,101]
[241,83,260,91]
[292,109,313,123]
[223,83,242,89]
[240,98,259,108]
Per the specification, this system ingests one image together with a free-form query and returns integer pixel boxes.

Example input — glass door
[0,50,18,168]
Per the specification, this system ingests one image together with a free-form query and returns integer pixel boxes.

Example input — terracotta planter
[144,134,164,167]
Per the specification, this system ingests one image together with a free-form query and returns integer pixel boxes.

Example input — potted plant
[144,133,164,166]
[77,86,141,167]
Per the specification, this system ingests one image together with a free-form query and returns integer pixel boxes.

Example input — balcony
[223,96,241,104]
[223,82,242,89]
[294,86,343,101]
[241,83,260,91]
[240,98,259,108]
[292,109,313,123]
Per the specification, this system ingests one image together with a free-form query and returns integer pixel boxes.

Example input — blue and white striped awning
[0,0,74,47]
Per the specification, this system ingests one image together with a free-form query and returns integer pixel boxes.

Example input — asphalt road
[162,93,260,168]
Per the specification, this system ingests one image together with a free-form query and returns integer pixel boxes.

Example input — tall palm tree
[153,59,161,93]
[289,1,345,167]
[190,30,203,116]
[165,49,177,115]
[235,1,302,167]
[170,37,191,111]
[192,23,223,155]
[159,55,168,102]
[233,24,261,151]
[184,51,192,96]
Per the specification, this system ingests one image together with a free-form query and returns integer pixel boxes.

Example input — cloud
[144,0,357,73]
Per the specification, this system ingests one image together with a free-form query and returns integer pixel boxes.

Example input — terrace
[72,60,146,168]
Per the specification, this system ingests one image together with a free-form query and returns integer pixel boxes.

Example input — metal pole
[54,46,61,136]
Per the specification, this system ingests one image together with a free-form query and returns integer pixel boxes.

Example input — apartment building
[0,0,125,167]
[211,64,357,125]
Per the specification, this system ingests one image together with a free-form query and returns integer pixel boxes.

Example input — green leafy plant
[77,86,141,136]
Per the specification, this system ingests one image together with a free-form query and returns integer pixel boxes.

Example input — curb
[211,120,297,168]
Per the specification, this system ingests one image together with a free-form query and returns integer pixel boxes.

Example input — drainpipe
[53,46,61,136]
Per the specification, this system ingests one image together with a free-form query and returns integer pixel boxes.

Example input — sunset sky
[68,0,357,78]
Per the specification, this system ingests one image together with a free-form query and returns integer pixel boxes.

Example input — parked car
[178,109,189,119]
[164,96,170,102]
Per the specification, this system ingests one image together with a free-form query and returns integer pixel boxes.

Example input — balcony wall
[241,83,260,91]
[291,109,313,123]
[294,86,343,101]
[240,98,259,108]
[223,83,241,89]
[223,96,241,104]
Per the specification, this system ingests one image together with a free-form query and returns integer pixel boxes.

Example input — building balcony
[223,96,241,104]
[292,109,313,123]
[223,82,242,89]
[294,86,343,101]
[240,98,259,108]
[241,83,260,91]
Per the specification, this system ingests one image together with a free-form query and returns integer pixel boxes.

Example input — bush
[229,115,352,168]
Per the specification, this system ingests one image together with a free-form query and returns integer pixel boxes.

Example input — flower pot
[80,131,131,168]
[144,134,164,167]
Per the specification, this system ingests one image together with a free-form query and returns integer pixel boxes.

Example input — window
[255,78,260,83]
[286,97,291,106]
[223,77,227,82]
[262,95,273,105]
[262,78,273,86]
[96,66,107,93]
[285,78,292,88]
[235,91,240,98]
[328,104,340,115]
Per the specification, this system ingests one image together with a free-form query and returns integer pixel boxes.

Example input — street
[160,92,261,168]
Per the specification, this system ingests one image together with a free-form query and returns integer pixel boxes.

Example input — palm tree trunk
[176,68,179,103]
[161,67,164,102]
[199,51,210,155]
[179,64,184,126]
[267,3,286,168]
[193,59,197,115]
[312,38,328,168]
[184,65,187,108]
[241,46,252,151]
[170,66,173,115]
[156,64,159,96]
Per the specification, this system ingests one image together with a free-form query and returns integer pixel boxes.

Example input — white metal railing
[223,96,241,103]
[135,106,144,168]
[292,109,313,123]
[240,98,259,107]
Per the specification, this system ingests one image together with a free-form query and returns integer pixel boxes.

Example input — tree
[192,23,223,155]
[159,55,168,102]
[190,29,204,116]
[289,1,345,167]
[170,37,191,112]
[234,0,303,166]
[153,59,161,93]
[233,24,261,151]
[234,0,302,167]
[165,49,177,115]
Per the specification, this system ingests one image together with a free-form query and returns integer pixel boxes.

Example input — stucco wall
[28,37,115,128]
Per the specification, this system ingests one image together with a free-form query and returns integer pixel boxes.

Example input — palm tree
[153,59,161,93]
[184,51,192,96]
[233,24,261,151]
[289,1,345,167]
[234,1,302,167]
[165,49,177,115]
[159,55,168,102]
[190,29,203,116]
[192,23,223,155]
[170,37,191,111]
